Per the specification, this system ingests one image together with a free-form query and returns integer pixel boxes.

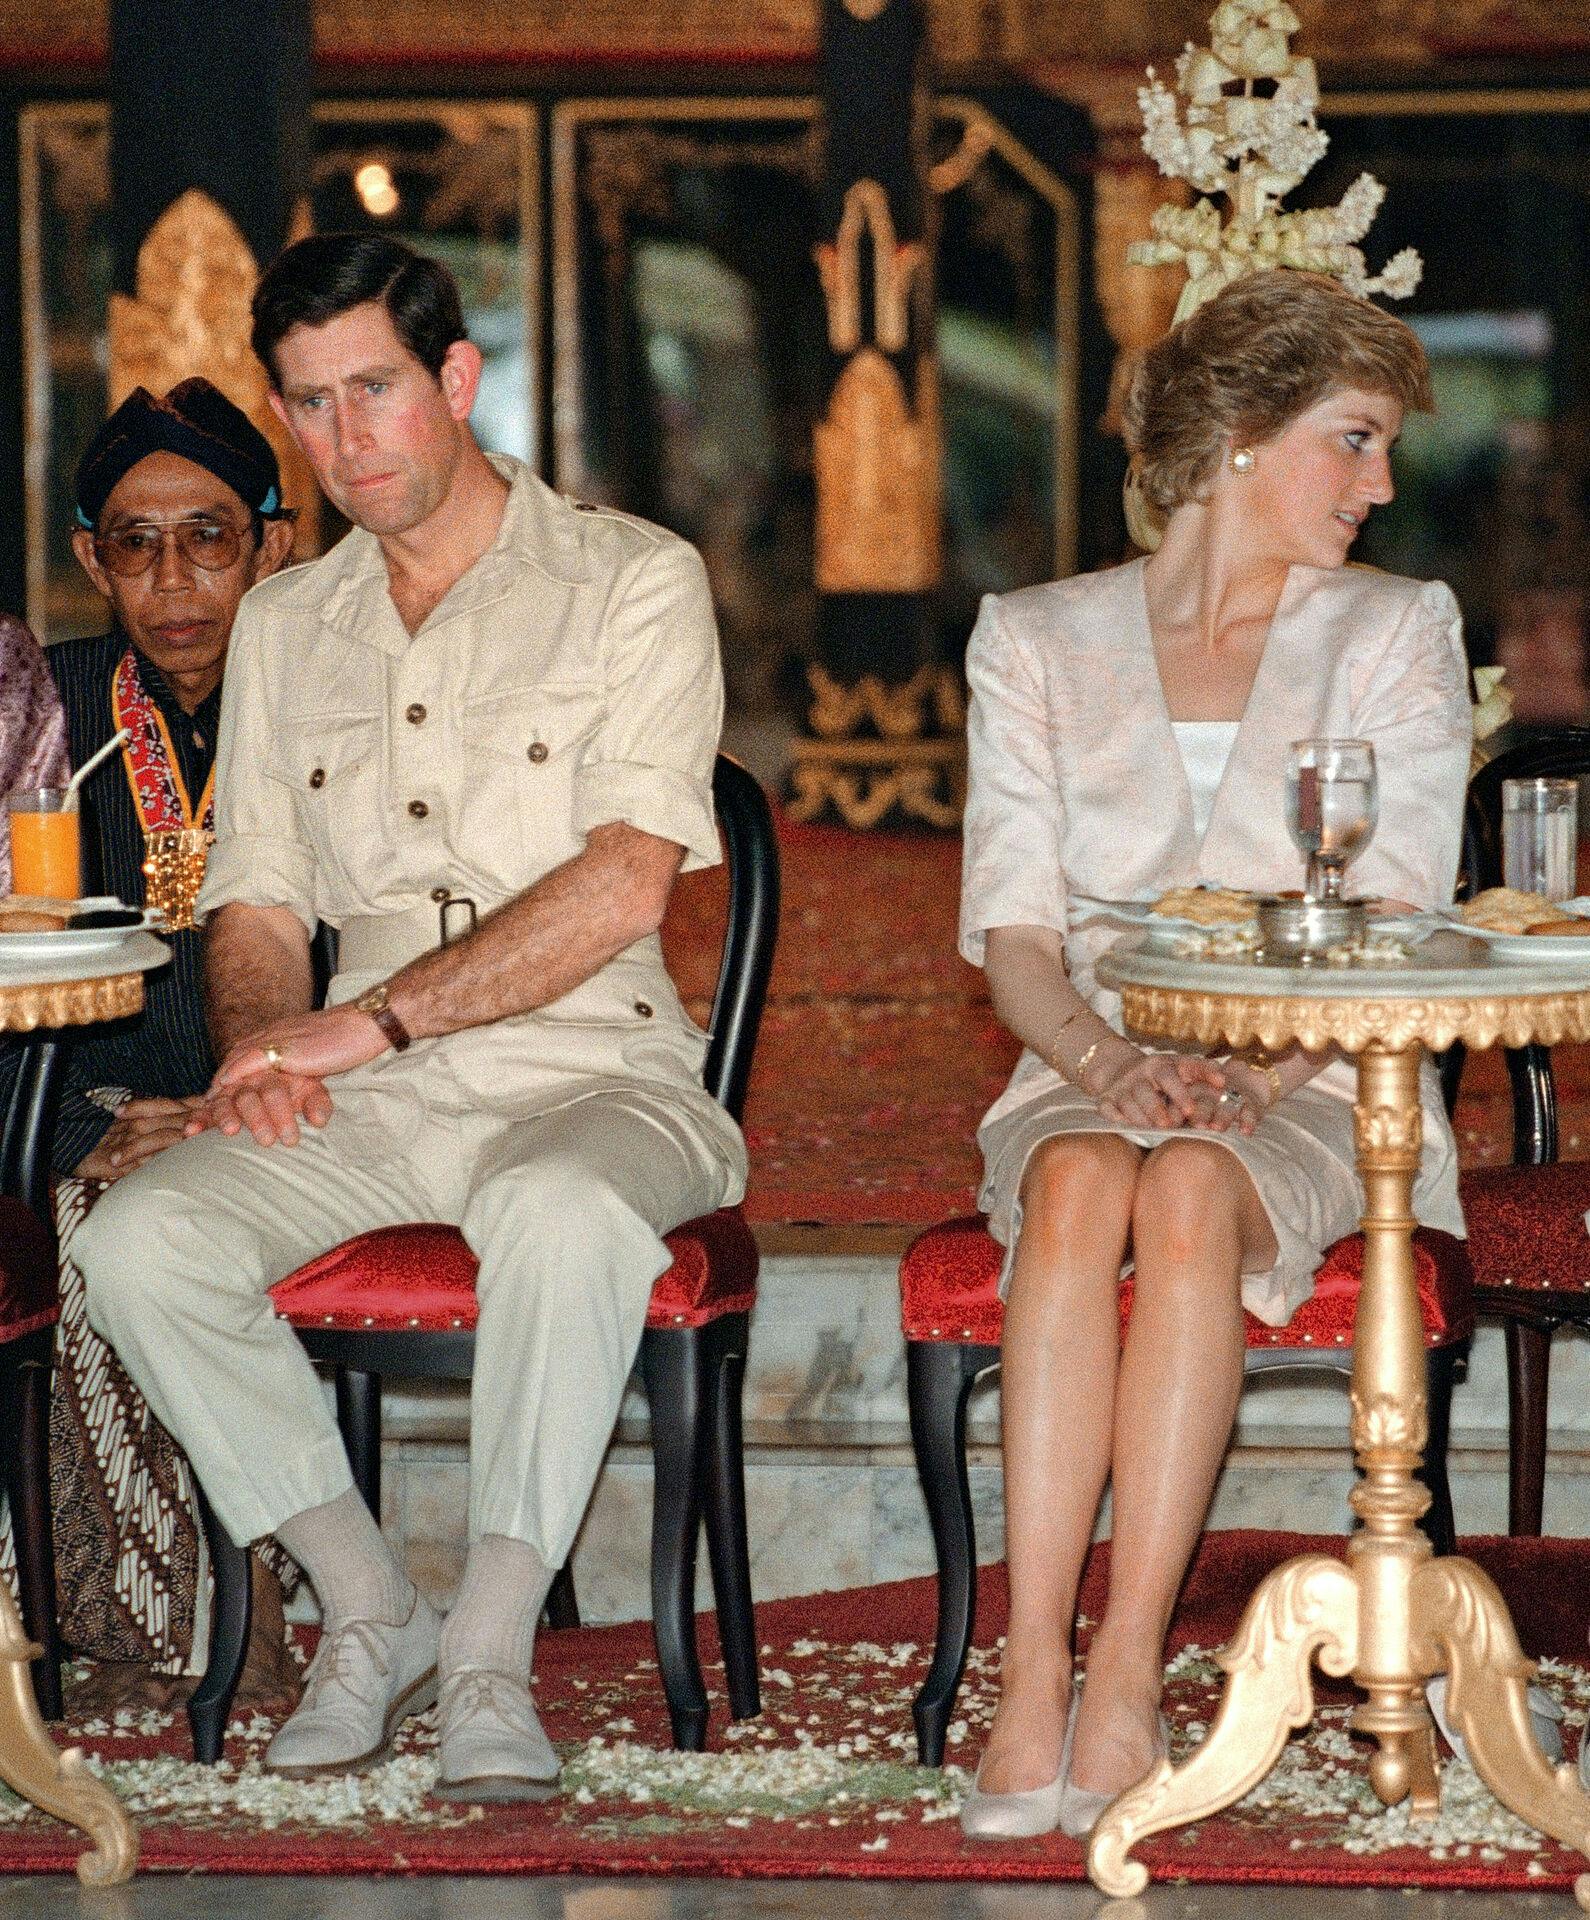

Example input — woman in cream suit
[958,271,1474,1839]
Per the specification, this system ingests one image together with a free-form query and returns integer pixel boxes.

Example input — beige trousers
[75,1055,744,1567]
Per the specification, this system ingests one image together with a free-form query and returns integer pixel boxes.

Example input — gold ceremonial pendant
[140,827,213,931]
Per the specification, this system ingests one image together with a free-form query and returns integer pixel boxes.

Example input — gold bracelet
[1071,1036,1106,1091]
[1246,1050,1283,1106]
[1045,1006,1087,1071]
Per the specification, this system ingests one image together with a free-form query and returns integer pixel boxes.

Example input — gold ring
[264,1044,285,1070]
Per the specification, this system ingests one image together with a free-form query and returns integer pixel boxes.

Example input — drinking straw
[63,728,132,803]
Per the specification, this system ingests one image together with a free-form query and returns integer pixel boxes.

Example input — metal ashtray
[1255,894,1368,964]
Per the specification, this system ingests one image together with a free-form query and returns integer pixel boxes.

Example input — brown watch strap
[357,986,413,1052]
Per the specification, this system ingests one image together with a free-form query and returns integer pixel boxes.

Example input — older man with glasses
[0,378,299,1707]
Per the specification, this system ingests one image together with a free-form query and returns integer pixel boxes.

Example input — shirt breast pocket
[460,682,603,881]
[267,714,383,904]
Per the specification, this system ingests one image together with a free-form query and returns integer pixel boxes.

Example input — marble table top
[1098,927,1590,1004]
[0,929,169,989]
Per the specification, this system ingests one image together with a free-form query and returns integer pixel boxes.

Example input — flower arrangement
[1130,0,1423,322]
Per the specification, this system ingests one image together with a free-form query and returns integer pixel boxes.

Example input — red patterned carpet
[662,815,1590,1231]
[9,1531,1590,1887]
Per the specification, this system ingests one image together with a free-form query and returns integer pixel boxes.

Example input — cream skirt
[977,1080,1367,1328]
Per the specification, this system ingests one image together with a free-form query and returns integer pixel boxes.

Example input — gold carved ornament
[813,178,926,355]
[787,663,966,828]
[107,190,318,557]
[1113,981,1590,1056]
[812,347,942,594]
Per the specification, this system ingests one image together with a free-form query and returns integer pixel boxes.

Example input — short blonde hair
[1121,272,1435,515]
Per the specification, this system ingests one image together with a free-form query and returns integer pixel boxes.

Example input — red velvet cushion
[1461,1160,1590,1296]
[0,1196,57,1342]
[899,1215,1473,1350]
[269,1207,758,1335]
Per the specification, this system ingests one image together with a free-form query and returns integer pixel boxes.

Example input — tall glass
[1286,739,1378,901]
[7,788,81,899]
[1502,777,1579,901]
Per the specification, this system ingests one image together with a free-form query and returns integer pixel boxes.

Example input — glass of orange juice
[7,789,81,899]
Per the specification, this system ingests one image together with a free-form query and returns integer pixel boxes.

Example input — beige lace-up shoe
[434,1666,560,1803]
[265,1591,441,1778]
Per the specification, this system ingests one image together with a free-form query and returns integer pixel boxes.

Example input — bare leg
[1071,1137,1274,1798]
[978,1133,1142,1795]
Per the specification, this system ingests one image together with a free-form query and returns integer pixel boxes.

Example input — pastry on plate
[1150,885,1255,926]
[1460,887,1560,934]
[0,908,67,932]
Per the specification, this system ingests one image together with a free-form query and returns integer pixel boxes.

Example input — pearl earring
[1230,447,1257,474]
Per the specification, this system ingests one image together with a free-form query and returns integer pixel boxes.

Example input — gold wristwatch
[354,981,413,1052]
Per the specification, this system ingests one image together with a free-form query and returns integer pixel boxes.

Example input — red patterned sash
[111,649,216,926]
[112,648,215,834]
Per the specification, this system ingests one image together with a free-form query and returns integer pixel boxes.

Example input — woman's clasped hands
[1089,1040,1273,1136]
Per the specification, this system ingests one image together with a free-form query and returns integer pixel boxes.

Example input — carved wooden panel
[5,0,1590,68]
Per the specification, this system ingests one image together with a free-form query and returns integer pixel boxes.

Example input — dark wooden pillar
[106,0,315,534]
[787,0,961,831]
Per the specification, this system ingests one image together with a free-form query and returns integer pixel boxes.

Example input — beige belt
[337,903,447,975]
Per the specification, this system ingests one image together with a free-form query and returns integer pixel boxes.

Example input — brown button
[430,885,450,904]
[308,768,326,789]
[406,703,427,725]
[527,741,549,764]
[408,799,429,819]
[634,1000,654,1018]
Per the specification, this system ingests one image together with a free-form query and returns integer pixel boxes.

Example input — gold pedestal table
[1091,929,1590,1905]
[0,928,170,1887]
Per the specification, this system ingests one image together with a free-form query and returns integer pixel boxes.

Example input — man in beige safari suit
[77,234,746,1801]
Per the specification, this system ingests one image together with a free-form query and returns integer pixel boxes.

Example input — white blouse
[1171,720,1239,844]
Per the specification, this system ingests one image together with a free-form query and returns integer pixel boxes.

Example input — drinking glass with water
[1502,777,1579,902]
[1287,739,1378,901]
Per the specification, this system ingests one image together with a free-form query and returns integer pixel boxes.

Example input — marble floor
[2,1881,1585,1918]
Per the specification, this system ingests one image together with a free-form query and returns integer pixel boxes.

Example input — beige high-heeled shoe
[1059,1709,1170,1840]
[958,1693,1078,1841]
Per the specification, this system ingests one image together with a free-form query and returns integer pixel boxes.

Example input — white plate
[0,903,165,965]
[1069,895,1257,935]
[1452,924,1590,963]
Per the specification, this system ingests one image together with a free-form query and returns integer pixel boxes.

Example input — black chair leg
[2,1332,61,1718]
[545,1562,580,1629]
[1503,1318,1552,1537]
[701,1311,759,1722]
[1418,1344,1461,1558]
[908,1339,996,1767]
[640,1325,710,1751]
[189,1480,252,1764]
[334,1368,383,1521]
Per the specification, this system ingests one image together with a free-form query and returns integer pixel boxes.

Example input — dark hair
[251,233,467,388]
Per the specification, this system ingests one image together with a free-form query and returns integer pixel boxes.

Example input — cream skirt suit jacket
[960,557,1474,1325]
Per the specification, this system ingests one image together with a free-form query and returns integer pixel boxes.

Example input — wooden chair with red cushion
[1457,730,1590,1535]
[900,1214,1473,1765]
[189,755,780,1761]
[0,1036,69,1718]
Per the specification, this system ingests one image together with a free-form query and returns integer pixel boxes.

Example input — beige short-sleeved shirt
[196,454,733,1119]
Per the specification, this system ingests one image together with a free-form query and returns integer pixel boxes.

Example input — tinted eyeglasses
[91,509,296,578]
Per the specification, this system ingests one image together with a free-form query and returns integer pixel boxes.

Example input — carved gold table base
[1088,1019,1590,1906]
[0,965,147,1884]
[0,1594,136,1882]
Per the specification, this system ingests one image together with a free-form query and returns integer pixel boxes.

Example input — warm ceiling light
[354,162,399,218]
